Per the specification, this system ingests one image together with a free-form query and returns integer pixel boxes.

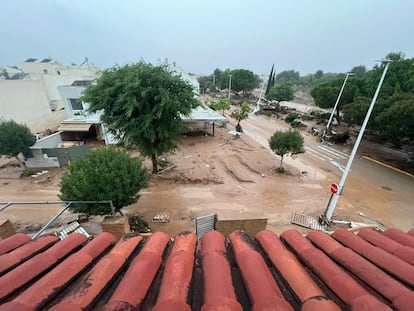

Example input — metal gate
[195,214,217,239]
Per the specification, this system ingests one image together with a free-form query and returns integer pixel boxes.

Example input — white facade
[0,80,66,133]
[58,84,118,145]
[0,59,99,134]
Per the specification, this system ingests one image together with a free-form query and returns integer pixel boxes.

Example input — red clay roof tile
[332,229,414,287]
[0,227,413,310]
[358,228,414,265]
[282,230,390,310]
[0,234,31,255]
[152,231,197,311]
[229,230,293,311]
[308,230,413,310]
[49,233,143,311]
[256,230,340,310]
[0,233,87,302]
[0,234,58,275]
[200,231,242,311]
[2,232,115,310]
[384,228,414,248]
[104,231,170,311]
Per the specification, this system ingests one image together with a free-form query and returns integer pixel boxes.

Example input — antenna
[80,57,89,67]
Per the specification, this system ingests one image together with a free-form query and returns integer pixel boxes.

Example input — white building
[58,81,117,145]
[0,58,100,134]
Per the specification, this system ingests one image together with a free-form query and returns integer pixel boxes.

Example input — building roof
[0,228,413,310]
[182,105,228,123]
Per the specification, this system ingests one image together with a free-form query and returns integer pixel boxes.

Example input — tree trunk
[280,155,284,169]
[336,108,341,125]
[151,154,158,174]
[236,121,242,133]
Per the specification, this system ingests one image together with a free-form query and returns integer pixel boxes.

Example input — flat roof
[182,105,228,123]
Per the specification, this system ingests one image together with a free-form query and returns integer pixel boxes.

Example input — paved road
[241,113,414,230]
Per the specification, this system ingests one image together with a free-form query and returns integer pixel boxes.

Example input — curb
[362,155,414,179]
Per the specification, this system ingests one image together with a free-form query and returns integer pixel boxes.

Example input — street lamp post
[326,72,355,134]
[228,75,232,99]
[321,61,391,223]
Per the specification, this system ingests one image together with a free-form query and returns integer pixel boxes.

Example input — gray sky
[1,0,413,75]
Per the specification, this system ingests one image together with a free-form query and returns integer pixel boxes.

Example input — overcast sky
[1,0,413,75]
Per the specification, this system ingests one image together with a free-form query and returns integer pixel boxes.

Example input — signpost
[321,61,391,224]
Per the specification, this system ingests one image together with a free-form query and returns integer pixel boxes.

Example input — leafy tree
[0,119,36,166]
[269,129,304,170]
[265,64,276,96]
[342,97,371,125]
[267,83,294,102]
[213,68,231,89]
[276,70,300,84]
[210,97,231,115]
[197,75,215,93]
[311,77,358,122]
[83,61,199,173]
[230,69,260,96]
[230,102,250,132]
[350,65,367,78]
[375,98,414,143]
[314,70,324,80]
[59,147,148,215]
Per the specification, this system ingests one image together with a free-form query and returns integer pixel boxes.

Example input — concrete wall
[58,85,101,121]
[26,143,89,168]
[216,218,268,238]
[26,150,60,168]
[0,80,67,132]
[31,132,62,148]
[42,75,95,110]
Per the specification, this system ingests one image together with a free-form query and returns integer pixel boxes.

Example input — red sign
[330,183,339,194]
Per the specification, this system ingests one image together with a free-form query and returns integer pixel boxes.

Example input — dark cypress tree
[265,64,275,96]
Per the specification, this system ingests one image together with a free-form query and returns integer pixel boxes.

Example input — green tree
[0,120,36,167]
[276,70,300,84]
[230,102,250,132]
[59,147,148,215]
[83,61,199,173]
[210,97,231,115]
[269,129,305,170]
[375,97,414,143]
[230,69,260,96]
[267,83,294,102]
[265,64,276,96]
[350,65,367,78]
[314,69,324,80]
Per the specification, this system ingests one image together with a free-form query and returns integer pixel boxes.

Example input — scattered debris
[152,213,170,223]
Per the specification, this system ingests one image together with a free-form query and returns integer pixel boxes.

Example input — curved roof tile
[0,228,412,310]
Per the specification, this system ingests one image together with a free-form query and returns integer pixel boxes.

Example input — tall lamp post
[325,72,355,134]
[228,74,232,99]
[321,61,391,223]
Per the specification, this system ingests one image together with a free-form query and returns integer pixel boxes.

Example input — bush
[59,147,148,215]
[128,214,150,232]
[285,113,298,123]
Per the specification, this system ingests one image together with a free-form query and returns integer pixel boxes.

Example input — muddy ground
[1,112,412,238]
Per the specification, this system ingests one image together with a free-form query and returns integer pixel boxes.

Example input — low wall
[216,218,268,238]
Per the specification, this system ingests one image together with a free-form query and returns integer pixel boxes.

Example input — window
[43,69,48,74]
[57,70,61,75]
[69,98,84,111]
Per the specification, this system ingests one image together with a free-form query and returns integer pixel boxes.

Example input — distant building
[58,81,117,145]
[0,58,100,133]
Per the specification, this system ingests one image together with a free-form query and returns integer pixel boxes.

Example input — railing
[0,200,115,239]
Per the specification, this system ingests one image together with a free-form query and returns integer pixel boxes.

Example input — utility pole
[228,75,232,99]
[321,61,391,223]
[326,72,355,134]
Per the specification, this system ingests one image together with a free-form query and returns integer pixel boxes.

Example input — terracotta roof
[0,228,413,310]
